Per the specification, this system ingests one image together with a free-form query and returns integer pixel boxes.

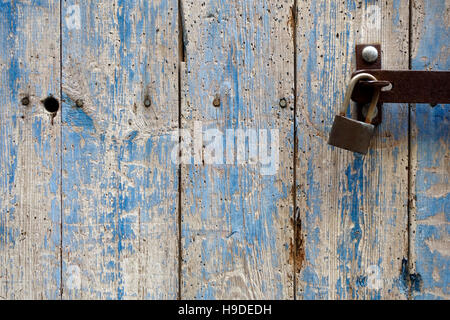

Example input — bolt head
[362,46,379,63]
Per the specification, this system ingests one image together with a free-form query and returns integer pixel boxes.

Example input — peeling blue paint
[61,0,179,300]
[1,0,61,299]
[411,0,449,300]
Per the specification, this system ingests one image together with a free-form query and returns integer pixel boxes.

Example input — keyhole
[42,96,59,113]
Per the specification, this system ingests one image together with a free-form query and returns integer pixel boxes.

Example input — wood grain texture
[0,0,448,301]
[409,0,449,300]
[295,0,410,299]
[0,1,61,299]
[61,0,179,299]
[180,0,295,299]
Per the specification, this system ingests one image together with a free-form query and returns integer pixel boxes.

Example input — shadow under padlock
[328,73,380,155]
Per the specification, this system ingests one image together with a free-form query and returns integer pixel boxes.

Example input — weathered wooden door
[0,0,448,299]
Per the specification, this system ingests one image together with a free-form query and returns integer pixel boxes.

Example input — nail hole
[42,96,59,113]
[144,96,151,107]
[21,96,30,106]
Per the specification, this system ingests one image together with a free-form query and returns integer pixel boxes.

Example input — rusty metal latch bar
[353,44,450,125]
[352,70,450,105]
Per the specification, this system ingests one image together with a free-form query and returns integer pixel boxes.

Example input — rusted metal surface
[352,70,450,104]
[355,44,382,69]
[359,80,391,88]
[355,44,383,125]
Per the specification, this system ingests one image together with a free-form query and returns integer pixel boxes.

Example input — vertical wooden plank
[181,0,295,299]
[410,0,449,300]
[61,0,179,299]
[295,1,410,299]
[0,1,61,299]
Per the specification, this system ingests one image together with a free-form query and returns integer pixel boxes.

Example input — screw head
[212,97,220,107]
[144,98,151,107]
[21,96,30,106]
[279,98,287,108]
[362,46,379,63]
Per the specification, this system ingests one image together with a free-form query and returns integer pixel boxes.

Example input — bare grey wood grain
[61,0,179,299]
[180,0,295,299]
[0,1,61,299]
[409,0,449,300]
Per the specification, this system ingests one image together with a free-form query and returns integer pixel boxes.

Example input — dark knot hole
[42,96,59,113]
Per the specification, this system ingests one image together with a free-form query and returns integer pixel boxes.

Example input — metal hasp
[353,44,450,125]
[354,44,383,125]
[330,44,449,155]
[352,70,450,104]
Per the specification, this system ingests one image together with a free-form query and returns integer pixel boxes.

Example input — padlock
[328,73,380,155]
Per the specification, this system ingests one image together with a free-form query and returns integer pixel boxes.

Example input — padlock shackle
[340,73,380,123]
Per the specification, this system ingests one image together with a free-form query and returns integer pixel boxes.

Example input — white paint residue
[66,265,81,290]
[361,4,381,40]
[66,5,81,30]
[367,265,383,290]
